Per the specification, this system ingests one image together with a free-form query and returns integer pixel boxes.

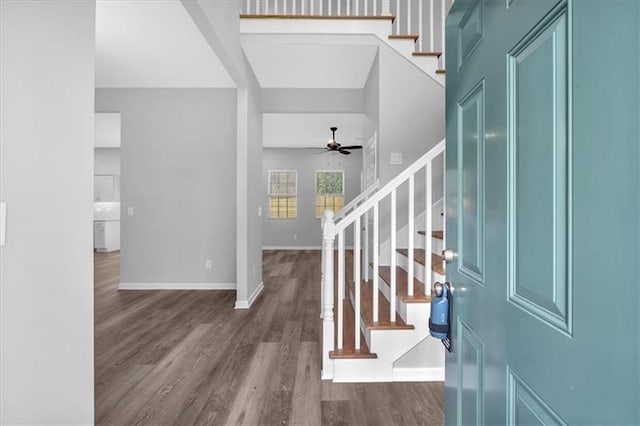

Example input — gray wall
[95,88,238,285]
[95,148,120,175]
[0,1,95,423]
[263,148,362,247]
[187,0,264,306]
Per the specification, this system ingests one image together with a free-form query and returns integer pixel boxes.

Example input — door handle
[442,248,458,264]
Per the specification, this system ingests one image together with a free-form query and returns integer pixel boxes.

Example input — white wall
[95,88,238,286]
[263,148,363,247]
[0,1,95,423]
[372,42,446,247]
[362,51,380,145]
[261,88,364,113]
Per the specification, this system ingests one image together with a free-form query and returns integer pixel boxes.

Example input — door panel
[507,8,570,333]
[445,0,640,424]
[458,80,485,283]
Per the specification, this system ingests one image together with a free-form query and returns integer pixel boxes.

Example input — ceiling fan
[319,127,362,155]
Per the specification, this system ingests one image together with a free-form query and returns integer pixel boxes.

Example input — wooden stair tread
[347,281,414,330]
[396,249,446,275]
[378,266,431,303]
[330,299,377,359]
[417,230,443,240]
[436,69,446,74]
[389,34,419,41]
[240,14,395,22]
[412,51,442,57]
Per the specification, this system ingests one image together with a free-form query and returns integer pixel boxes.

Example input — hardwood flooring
[94,250,444,425]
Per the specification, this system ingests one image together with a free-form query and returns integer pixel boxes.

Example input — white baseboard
[235,281,264,309]
[118,282,236,290]
[391,367,444,382]
[263,246,322,250]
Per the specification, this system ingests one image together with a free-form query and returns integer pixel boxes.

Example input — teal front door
[444,0,639,423]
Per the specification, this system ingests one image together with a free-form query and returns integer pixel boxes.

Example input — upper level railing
[319,139,445,379]
[241,0,454,65]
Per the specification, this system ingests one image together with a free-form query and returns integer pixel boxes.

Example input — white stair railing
[320,179,378,320]
[321,139,444,376]
[240,0,454,66]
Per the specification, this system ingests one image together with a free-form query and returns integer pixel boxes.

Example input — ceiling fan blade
[316,149,330,154]
[339,145,363,150]
[338,149,351,155]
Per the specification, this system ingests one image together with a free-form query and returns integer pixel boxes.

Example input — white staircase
[321,140,446,382]
[240,0,452,85]
[240,0,450,382]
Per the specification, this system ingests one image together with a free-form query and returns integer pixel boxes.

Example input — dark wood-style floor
[94,250,444,425]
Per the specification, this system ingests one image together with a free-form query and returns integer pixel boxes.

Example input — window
[315,170,344,218]
[268,170,297,219]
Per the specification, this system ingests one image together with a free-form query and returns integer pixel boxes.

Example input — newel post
[321,209,335,380]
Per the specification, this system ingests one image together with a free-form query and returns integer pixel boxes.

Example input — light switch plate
[127,206,134,216]
[390,152,403,165]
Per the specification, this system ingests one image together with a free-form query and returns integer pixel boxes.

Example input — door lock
[442,248,458,264]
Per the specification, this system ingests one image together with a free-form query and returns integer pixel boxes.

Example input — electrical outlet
[205,260,212,270]
[127,206,135,216]
[293,234,298,241]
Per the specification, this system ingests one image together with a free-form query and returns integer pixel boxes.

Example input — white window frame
[267,170,298,220]
[315,170,345,219]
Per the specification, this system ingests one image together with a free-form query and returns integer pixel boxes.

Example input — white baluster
[373,202,379,323]
[310,0,315,14]
[373,0,377,15]
[382,0,390,15]
[347,0,351,16]
[408,175,415,296]
[390,189,397,322]
[321,209,335,379]
[442,153,446,255]
[425,161,433,295]
[355,0,359,15]
[338,0,342,15]
[354,216,361,350]
[338,230,345,350]
[265,0,269,13]
[364,0,368,15]
[329,0,332,15]
[407,0,411,34]
[430,0,435,52]
[364,210,369,282]
[284,0,288,14]
[320,214,325,318]
[441,0,446,67]
[293,0,297,14]
[418,0,423,51]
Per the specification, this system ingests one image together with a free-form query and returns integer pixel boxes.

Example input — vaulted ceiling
[95,0,235,88]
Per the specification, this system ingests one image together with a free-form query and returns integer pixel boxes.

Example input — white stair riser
[346,287,431,362]
[396,252,446,287]
[386,38,417,59]
[411,55,440,76]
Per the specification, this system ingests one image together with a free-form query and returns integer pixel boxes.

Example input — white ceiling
[263,113,364,148]
[95,0,235,88]
[242,43,377,89]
